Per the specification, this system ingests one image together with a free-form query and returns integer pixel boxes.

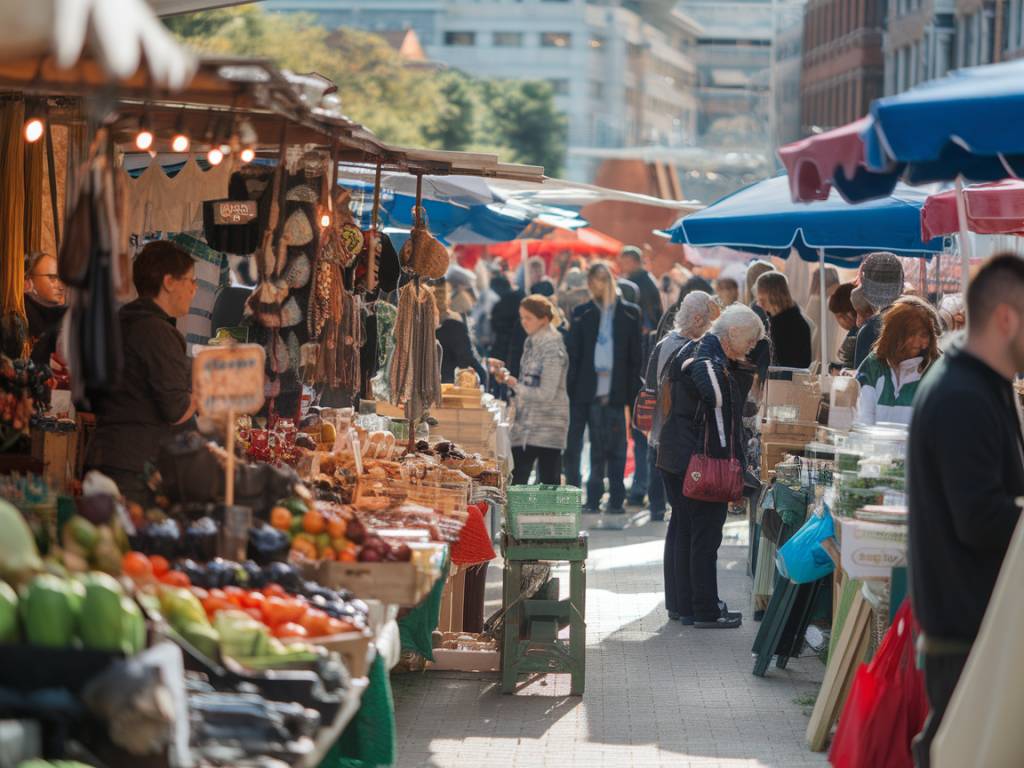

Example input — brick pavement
[391,518,829,768]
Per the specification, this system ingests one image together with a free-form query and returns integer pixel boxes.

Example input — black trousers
[512,445,562,485]
[661,468,728,621]
[912,651,969,768]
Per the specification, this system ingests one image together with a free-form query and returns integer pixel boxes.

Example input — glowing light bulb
[320,213,331,228]
[135,129,154,151]
[240,147,255,164]
[207,147,224,166]
[23,118,44,143]
[171,133,190,153]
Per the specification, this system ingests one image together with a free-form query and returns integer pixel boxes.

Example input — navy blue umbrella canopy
[863,58,1024,186]
[665,175,944,265]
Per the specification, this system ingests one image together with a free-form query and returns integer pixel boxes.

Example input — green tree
[483,80,567,176]
[423,71,477,152]
[168,7,445,148]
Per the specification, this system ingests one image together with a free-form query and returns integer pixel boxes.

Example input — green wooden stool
[500,530,587,695]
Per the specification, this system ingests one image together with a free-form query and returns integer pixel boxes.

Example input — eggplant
[176,559,208,588]
[242,560,266,588]
[206,558,238,588]
[185,516,219,562]
[246,524,290,566]
[143,519,181,559]
[265,561,301,592]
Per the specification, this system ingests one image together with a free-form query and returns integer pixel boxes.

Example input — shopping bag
[829,600,928,768]
[775,504,835,584]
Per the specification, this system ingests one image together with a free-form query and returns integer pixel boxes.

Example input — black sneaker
[694,616,742,629]
[667,610,681,621]
[719,601,742,621]
[679,615,695,626]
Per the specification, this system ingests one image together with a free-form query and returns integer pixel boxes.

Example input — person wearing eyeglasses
[88,241,198,503]
[23,251,67,373]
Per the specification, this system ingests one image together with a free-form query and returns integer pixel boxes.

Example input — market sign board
[212,200,258,225]
[193,344,266,416]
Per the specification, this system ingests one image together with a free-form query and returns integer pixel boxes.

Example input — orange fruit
[302,509,326,535]
[270,506,292,531]
[326,515,347,539]
[149,555,170,577]
[320,547,337,561]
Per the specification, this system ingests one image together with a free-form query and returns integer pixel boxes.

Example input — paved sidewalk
[392,518,828,768]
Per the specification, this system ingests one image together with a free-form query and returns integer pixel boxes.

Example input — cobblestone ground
[391,517,828,768]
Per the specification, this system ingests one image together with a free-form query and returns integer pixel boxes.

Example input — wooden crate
[31,430,77,492]
[315,560,434,606]
[429,631,500,673]
[285,628,374,678]
[761,439,809,479]
[437,567,468,634]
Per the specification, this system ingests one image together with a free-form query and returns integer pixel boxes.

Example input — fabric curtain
[0,98,27,357]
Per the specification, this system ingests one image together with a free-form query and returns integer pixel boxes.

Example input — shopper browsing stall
[507,295,570,485]
[755,271,812,368]
[565,263,643,514]
[828,282,859,369]
[855,296,941,426]
[656,305,766,628]
[642,290,717,519]
[907,254,1024,768]
[87,241,197,503]
[854,251,905,368]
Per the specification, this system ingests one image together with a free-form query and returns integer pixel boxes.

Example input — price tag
[192,345,266,417]
[212,200,257,225]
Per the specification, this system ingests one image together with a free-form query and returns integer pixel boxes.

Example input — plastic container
[505,485,583,540]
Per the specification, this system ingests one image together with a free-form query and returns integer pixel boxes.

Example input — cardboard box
[286,628,374,678]
[761,439,809,478]
[765,369,822,423]
[837,517,907,580]
[429,631,501,672]
[761,420,819,442]
[829,376,860,430]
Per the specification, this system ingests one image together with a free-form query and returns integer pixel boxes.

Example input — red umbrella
[921,180,1024,240]
[778,118,873,202]
[486,227,624,269]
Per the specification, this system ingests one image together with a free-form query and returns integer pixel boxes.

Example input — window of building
[589,80,604,99]
[541,32,573,48]
[444,31,476,46]
[548,78,570,95]
[590,35,606,49]
[493,31,524,47]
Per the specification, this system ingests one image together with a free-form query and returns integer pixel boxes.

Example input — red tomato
[324,617,357,635]
[273,622,308,639]
[159,571,190,588]
[262,596,306,626]
[241,591,266,609]
[299,608,330,637]
[149,555,170,577]
[202,593,234,616]
[224,586,246,606]
[122,552,153,581]
[208,588,228,601]
[262,583,287,598]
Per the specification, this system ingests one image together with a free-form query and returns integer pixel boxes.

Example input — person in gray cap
[854,252,905,368]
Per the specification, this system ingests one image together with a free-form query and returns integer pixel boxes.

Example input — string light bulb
[171,111,190,153]
[22,99,45,143]
[207,147,224,166]
[135,114,154,151]
[240,147,255,164]
[320,212,331,228]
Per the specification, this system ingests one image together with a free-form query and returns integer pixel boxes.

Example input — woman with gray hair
[657,304,768,628]
[641,291,720,521]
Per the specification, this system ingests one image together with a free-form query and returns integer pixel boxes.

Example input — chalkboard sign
[192,344,265,416]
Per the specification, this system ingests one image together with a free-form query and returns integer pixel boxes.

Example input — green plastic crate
[505,485,582,540]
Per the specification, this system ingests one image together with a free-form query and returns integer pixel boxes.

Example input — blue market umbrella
[665,174,943,369]
[665,175,943,264]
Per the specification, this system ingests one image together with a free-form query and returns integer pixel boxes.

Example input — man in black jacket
[908,253,1024,768]
[565,264,644,513]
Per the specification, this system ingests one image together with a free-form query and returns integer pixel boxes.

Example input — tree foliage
[168,6,566,174]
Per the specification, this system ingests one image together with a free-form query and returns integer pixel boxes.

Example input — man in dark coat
[908,253,1024,768]
[489,275,526,377]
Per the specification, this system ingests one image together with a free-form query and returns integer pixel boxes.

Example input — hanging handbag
[682,368,743,503]
[632,387,658,433]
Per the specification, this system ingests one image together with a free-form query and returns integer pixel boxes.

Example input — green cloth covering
[319,653,397,768]
[773,483,810,527]
[398,557,450,661]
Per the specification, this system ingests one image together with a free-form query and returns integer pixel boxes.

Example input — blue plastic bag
[776,503,836,584]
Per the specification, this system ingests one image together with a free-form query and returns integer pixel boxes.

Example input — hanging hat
[859,252,904,310]
[283,210,314,247]
[280,296,303,328]
[400,213,449,280]
[283,254,312,289]
[286,185,319,204]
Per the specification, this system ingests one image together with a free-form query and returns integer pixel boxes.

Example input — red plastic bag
[450,503,496,567]
[829,600,929,768]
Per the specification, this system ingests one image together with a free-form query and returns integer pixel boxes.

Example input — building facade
[800,0,887,132]
[676,0,774,148]
[771,1,808,146]
[265,0,700,182]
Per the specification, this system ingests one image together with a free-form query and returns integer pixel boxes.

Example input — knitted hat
[860,252,904,310]
[850,286,871,315]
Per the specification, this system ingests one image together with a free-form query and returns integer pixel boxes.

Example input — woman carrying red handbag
[656,304,769,629]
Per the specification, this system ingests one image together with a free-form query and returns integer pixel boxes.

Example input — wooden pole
[225,409,236,506]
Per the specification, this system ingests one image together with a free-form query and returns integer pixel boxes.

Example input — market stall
[0,0,540,763]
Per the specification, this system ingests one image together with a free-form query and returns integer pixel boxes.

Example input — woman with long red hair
[855,296,942,426]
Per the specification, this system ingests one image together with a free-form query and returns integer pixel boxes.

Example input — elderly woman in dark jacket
[657,304,767,628]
